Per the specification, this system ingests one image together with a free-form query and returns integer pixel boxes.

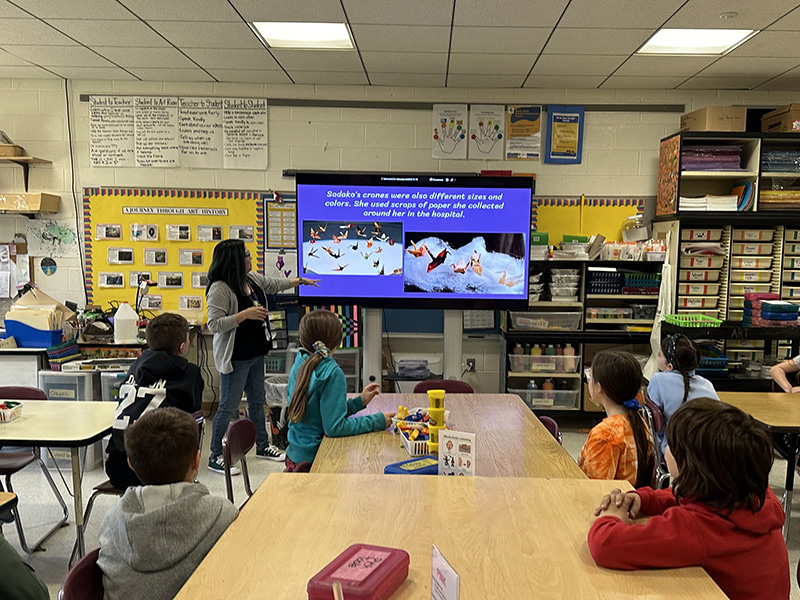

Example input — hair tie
[313,340,330,358]
[622,398,639,410]
[665,333,685,367]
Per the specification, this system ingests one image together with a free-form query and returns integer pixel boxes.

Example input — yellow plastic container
[427,441,438,454]
[427,389,445,409]
[428,407,445,426]
[428,425,443,443]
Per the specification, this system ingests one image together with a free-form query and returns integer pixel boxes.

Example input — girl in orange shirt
[579,350,653,488]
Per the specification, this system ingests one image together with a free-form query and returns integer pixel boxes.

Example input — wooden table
[175,473,726,600]
[0,491,17,513]
[0,401,115,557]
[719,391,800,538]
[311,393,585,479]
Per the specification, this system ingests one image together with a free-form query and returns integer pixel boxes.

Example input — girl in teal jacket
[286,309,394,469]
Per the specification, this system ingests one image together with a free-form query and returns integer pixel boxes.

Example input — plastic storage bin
[38,371,103,471]
[784,270,800,282]
[681,229,723,241]
[677,296,719,309]
[730,243,773,255]
[508,354,581,373]
[630,303,657,320]
[730,256,772,269]
[786,257,800,269]
[732,229,774,242]
[679,269,720,282]
[511,388,580,409]
[100,371,127,402]
[4,321,62,348]
[730,283,772,295]
[786,243,800,256]
[509,311,581,331]
[679,255,725,269]
[730,270,772,283]
[678,283,720,295]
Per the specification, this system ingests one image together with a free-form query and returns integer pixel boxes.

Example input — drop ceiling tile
[344,0,453,25]
[531,54,627,76]
[10,0,136,19]
[183,48,282,71]
[613,55,718,77]
[370,72,446,86]
[128,67,215,81]
[0,49,34,66]
[351,25,450,53]
[361,52,447,74]
[448,53,536,75]
[754,73,800,91]
[45,19,169,48]
[523,74,604,88]
[119,0,242,22]
[665,0,794,29]
[228,0,344,22]
[95,47,197,69]
[290,71,368,85]
[270,50,364,72]
[729,31,800,57]
[601,75,688,89]
[207,69,293,83]
[544,27,653,55]
[698,56,799,78]
[447,73,524,87]
[454,0,570,28]
[768,6,800,31]
[677,76,771,90]
[47,66,137,79]
[148,21,264,49]
[2,45,115,67]
[0,65,58,78]
[0,1,33,18]
[558,0,686,28]
[0,19,77,45]
[450,27,551,54]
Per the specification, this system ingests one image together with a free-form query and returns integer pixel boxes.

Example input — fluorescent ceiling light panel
[253,22,353,49]
[638,28,756,55]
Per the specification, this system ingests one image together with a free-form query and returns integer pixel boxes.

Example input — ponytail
[662,334,701,404]
[681,370,691,404]
[628,407,654,489]
[288,350,325,423]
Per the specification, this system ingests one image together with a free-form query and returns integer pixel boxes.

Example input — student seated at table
[284,309,394,471]
[98,408,237,600]
[579,350,653,488]
[0,533,49,600]
[770,354,800,393]
[647,334,718,455]
[105,312,204,489]
[589,398,789,600]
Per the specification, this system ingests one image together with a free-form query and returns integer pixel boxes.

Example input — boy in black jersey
[105,313,204,489]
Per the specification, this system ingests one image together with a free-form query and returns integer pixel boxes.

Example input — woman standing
[205,239,318,473]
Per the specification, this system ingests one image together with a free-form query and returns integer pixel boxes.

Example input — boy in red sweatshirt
[588,397,789,600]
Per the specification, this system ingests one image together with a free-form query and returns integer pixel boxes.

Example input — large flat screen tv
[295,173,533,309]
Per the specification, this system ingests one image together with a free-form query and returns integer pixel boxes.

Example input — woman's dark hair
[288,310,344,424]
[661,334,701,404]
[206,239,249,296]
[592,350,653,488]
[667,397,773,512]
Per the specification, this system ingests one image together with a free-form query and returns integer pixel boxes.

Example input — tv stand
[361,308,464,389]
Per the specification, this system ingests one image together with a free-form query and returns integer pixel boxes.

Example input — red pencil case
[307,544,410,600]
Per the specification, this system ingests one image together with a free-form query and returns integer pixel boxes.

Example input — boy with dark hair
[589,398,789,600]
[98,408,237,600]
[105,312,206,489]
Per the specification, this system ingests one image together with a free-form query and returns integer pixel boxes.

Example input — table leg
[72,447,85,559]
[782,432,798,541]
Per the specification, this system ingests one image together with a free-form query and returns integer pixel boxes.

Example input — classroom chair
[0,386,69,554]
[538,416,562,445]
[61,548,104,600]
[223,418,255,506]
[68,411,205,567]
[413,379,474,394]
[641,399,670,490]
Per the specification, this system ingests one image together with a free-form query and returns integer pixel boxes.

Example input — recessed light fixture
[637,28,757,55]
[252,22,353,49]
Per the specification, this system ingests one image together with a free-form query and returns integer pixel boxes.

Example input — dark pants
[105,453,143,490]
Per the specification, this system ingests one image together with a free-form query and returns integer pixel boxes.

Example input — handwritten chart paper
[90,96,268,170]
[266,201,297,248]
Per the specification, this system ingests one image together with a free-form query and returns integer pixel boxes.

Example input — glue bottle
[526,379,538,390]
[545,344,556,356]
[531,344,543,356]
[563,343,576,372]
[113,302,139,344]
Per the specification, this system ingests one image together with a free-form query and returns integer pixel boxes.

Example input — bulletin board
[531,196,649,244]
[83,187,267,319]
